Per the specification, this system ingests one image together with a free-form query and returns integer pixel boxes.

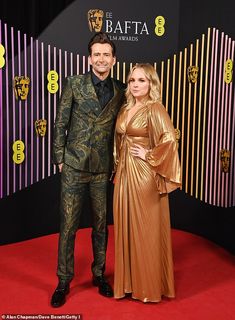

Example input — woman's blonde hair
[125,63,162,109]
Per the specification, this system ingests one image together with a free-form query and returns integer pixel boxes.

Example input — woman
[113,63,181,303]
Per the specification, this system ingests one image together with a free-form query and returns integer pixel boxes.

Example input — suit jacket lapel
[73,73,102,117]
[73,74,123,118]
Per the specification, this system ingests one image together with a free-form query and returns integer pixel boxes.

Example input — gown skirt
[113,105,176,302]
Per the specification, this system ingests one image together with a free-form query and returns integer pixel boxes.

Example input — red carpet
[0,226,235,320]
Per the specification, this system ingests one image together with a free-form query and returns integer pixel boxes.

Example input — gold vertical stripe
[116,61,120,80]
[122,62,126,83]
[196,34,205,198]
[165,59,170,112]
[161,61,164,99]
[190,40,199,196]
[200,28,211,200]
[177,52,182,130]
[111,65,114,78]
[180,48,187,189]
[185,45,193,192]
[171,55,176,121]
[176,52,182,190]
[154,62,157,71]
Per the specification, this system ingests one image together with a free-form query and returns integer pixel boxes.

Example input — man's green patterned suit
[53,73,125,283]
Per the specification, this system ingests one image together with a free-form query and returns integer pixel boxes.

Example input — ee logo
[47,70,59,94]
[224,59,233,84]
[155,16,165,36]
[0,44,6,68]
[12,140,25,164]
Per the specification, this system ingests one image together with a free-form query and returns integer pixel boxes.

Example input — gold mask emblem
[88,9,104,32]
[175,128,181,148]
[220,149,230,173]
[35,119,47,137]
[187,66,199,84]
[14,76,30,100]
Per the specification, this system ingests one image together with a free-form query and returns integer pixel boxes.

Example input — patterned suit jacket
[53,73,125,173]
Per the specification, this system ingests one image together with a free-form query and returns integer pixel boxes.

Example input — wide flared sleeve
[146,103,181,194]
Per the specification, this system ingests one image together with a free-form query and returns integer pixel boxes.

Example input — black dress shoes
[92,276,114,297]
[51,282,70,308]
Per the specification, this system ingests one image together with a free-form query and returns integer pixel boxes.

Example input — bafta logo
[14,76,30,100]
[35,119,47,137]
[88,9,104,32]
[187,66,199,84]
[220,149,230,173]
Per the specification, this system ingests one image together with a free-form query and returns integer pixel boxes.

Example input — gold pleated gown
[113,102,181,303]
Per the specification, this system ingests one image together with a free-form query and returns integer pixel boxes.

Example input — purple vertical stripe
[205,28,215,204]
[41,42,45,179]
[213,33,224,204]
[4,24,10,196]
[77,54,80,75]
[228,41,235,206]
[54,46,57,118]
[64,51,67,77]
[220,36,228,206]
[57,49,62,175]
[18,31,21,138]
[24,33,28,188]
[59,49,62,96]
[83,56,86,74]
[227,39,233,207]
[53,46,57,174]
[218,35,228,206]
[11,27,16,193]
[223,38,232,207]
[48,45,51,176]
[231,81,235,206]
[0,20,2,198]
[70,52,73,76]
[18,30,22,190]
[232,93,235,205]
[210,30,219,206]
[36,40,39,182]
[30,37,34,185]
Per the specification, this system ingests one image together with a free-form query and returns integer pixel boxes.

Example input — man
[51,32,125,308]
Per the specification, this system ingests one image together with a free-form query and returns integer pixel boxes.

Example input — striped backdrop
[0,21,234,207]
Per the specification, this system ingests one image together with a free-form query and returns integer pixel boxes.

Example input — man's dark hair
[88,32,116,56]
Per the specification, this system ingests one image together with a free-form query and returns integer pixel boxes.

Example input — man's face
[88,43,116,79]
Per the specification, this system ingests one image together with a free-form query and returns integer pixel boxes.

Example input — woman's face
[128,68,150,101]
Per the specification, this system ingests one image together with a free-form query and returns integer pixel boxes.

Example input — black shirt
[91,71,114,108]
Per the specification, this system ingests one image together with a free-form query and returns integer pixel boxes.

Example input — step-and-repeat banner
[0,0,234,207]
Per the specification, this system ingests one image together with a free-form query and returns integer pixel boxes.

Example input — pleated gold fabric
[113,102,181,303]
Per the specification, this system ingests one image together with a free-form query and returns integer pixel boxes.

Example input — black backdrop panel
[38,0,179,62]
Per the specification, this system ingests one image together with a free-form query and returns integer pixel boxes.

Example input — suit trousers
[57,163,109,283]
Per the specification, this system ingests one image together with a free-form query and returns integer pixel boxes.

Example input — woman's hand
[130,144,148,160]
